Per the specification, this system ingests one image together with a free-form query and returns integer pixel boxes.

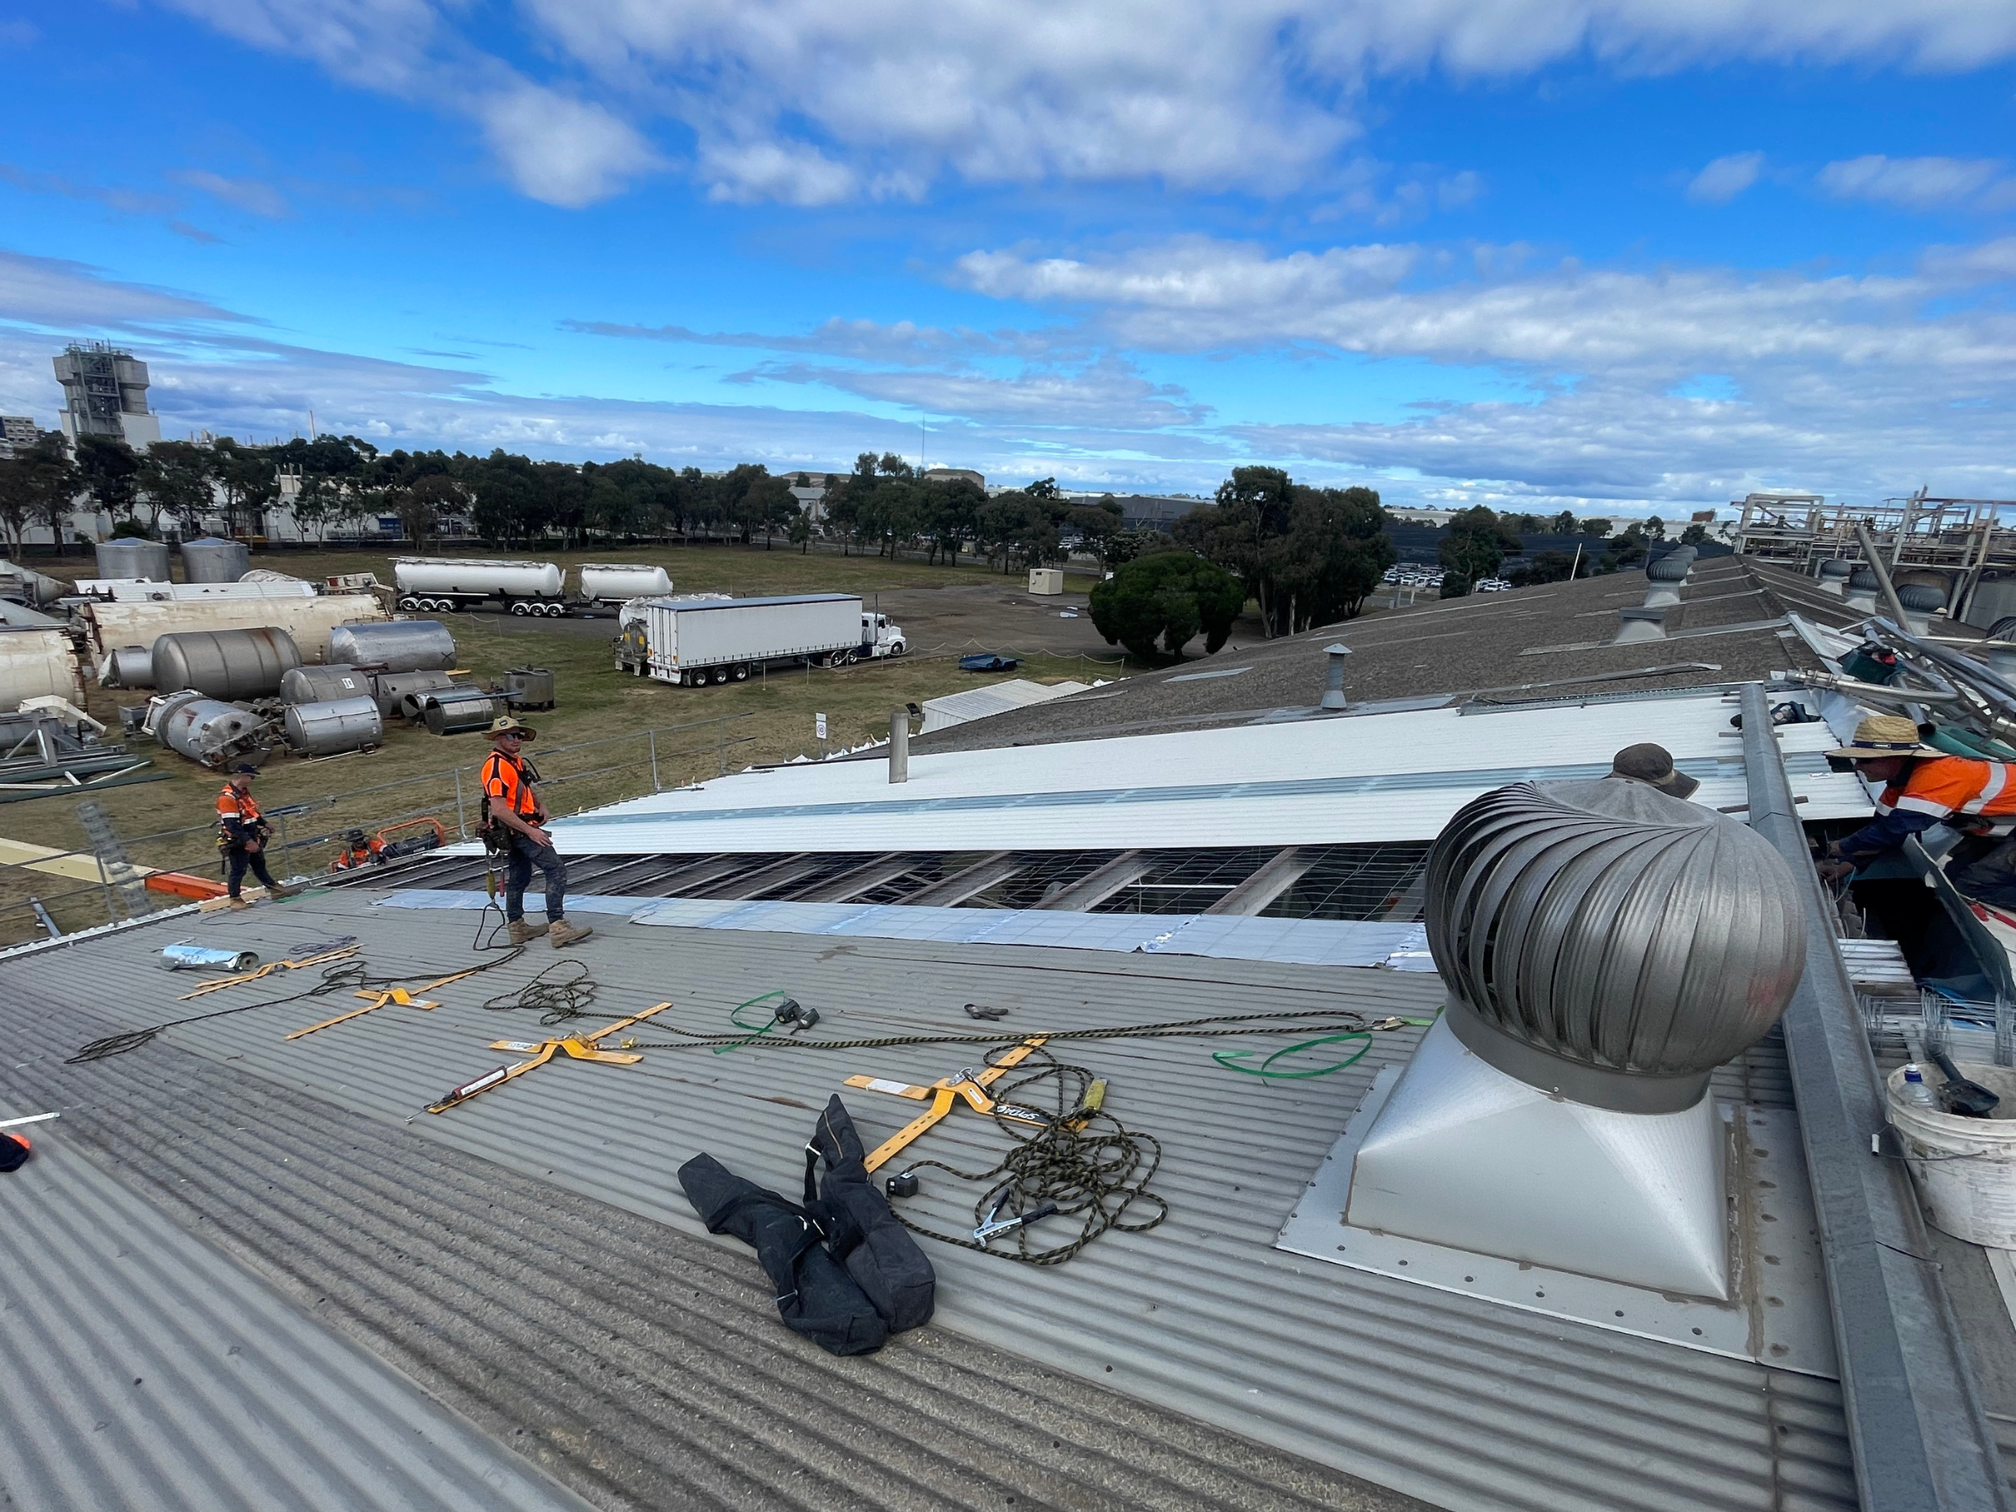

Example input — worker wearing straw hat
[1817,715,2016,900]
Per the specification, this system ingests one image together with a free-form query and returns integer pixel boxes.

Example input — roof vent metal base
[1342,1017,1731,1298]
[1279,1051,1838,1376]
[1643,583,1683,608]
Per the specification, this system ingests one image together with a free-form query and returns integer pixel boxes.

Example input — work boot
[548,918,594,948]
[508,917,550,945]
[266,881,301,900]
[224,896,253,911]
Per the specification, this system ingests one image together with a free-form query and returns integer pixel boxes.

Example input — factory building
[52,342,160,450]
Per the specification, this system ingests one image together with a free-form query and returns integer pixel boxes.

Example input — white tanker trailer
[394,559,677,618]
[394,558,566,616]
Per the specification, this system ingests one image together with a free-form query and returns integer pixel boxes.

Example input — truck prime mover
[615,593,906,686]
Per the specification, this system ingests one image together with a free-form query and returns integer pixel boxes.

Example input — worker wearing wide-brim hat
[1817,715,2016,897]
[478,716,592,948]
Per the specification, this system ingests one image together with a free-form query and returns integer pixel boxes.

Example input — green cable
[713,990,793,1056]
[1209,1015,1439,1081]
[1213,1032,1372,1080]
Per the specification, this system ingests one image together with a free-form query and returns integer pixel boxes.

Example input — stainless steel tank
[151,627,303,700]
[156,694,271,767]
[328,619,456,672]
[371,669,457,718]
[283,695,383,756]
[278,664,371,705]
[1424,777,1805,1113]
[94,538,172,582]
[179,536,251,583]
[501,666,557,710]
[100,644,154,689]
[422,688,501,735]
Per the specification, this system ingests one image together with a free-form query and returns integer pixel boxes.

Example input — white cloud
[476,85,661,206]
[1686,150,1764,204]
[0,249,249,330]
[170,169,292,217]
[1817,154,2015,211]
[742,354,1212,428]
[563,315,1072,366]
[695,140,858,206]
[163,0,2016,204]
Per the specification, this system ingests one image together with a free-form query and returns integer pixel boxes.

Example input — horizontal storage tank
[501,666,556,710]
[372,669,457,718]
[180,537,251,583]
[94,538,171,583]
[155,694,270,767]
[99,644,154,689]
[82,594,387,665]
[393,558,562,598]
[422,688,501,735]
[579,563,673,602]
[151,627,302,700]
[0,626,88,707]
[279,664,371,705]
[284,695,383,756]
[328,620,456,672]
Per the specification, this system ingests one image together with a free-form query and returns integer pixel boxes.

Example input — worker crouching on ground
[217,764,299,908]
[479,717,592,948]
[1817,714,2016,906]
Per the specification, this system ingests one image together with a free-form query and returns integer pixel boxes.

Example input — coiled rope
[886,1044,1166,1265]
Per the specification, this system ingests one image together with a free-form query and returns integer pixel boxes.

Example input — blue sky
[2,1,2014,513]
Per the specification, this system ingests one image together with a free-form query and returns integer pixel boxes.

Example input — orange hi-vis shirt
[216,783,262,838]
[480,749,543,821]
[1876,755,2016,825]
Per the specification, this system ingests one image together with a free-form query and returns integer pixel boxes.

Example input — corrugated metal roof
[2,993,1431,1512]
[513,692,1863,856]
[0,1110,595,1512]
[5,893,1859,1512]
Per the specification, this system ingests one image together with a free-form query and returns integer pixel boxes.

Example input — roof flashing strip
[1741,680,2011,1512]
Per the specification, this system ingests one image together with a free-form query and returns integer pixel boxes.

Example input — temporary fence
[0,712,756,950]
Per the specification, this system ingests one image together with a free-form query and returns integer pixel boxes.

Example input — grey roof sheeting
[0,1109,595,1512]
[915,557,1830,754]
[0,990,1422,1512]
[5,891,1861,1512]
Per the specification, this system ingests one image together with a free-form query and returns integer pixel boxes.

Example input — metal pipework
[1320,644,1351,710]
[1853,520,1917,633]
[1774,669,1961,704]
[888,708,909,783]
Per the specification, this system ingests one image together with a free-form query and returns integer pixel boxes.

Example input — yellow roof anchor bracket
[845,1035,1050,1173]
[282,958,512,1041]
[425,1002,672,1115]
[285,985,441,1040]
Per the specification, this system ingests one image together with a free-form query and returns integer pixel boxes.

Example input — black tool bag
[805,1095,936,1333]
[677,1153,889,1356]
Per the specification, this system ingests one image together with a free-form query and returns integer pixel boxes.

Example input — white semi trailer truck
[616,593,906,685]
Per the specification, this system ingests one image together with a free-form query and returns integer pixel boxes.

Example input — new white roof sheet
[919,678,1093,733]
[529,688,1865,857]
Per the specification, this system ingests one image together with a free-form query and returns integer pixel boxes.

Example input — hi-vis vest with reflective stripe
[1876,756,2016,823]
[216,784,262,831]
[480,750,541,820]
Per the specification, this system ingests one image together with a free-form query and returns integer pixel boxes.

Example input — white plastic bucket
[1887,1062,2016,1248]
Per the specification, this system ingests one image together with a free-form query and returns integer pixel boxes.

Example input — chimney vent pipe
[1320,644,1351,710]
[888,707,909,783]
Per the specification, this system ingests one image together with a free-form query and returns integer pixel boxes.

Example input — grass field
[0,542,1131,943]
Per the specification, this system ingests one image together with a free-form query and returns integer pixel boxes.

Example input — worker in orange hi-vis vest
[215,764,301,909]
[478,717,593,949]
[1818,713,2016,906]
